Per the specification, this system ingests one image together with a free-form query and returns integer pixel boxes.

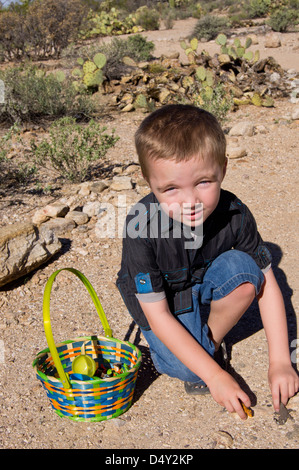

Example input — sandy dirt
[0,19,299,452]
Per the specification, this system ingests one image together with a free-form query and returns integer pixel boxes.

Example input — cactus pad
[83,60,97,75]
[216,34,227,46]
[93,53,107,69]
[196,66,206,82]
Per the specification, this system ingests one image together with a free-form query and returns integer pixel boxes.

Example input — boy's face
[144,155,227,227]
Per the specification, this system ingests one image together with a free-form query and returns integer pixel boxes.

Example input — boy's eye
[164,187,176,192]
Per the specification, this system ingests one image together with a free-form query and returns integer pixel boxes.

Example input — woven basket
[33,268,142,422]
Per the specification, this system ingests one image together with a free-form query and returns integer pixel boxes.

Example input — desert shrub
[126,34,155,61]
[83,35,154,80]
[0,11,27,61]
[30,117,119,182]
[0,124,37,187]
[267,7,298,32]
[193,84,233,123]
[190,15,230,41]
[0,0,88,60]
[26,0,88,58]
[0,65,93,123]
[243,0,271,18]
[135,6,160,30]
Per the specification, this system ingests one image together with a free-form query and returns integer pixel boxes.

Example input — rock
[124,164,140,175]
[82,201,102,217]
[78,182,93,196]
[291,107,299,120]
[32,208,50,225]
[90,181,108,194]
[255,124,268,134]
[31,202,69,224]
[274,403,293,425]
[0,222,61,287]
[264,33,281,48]
[218,53,231,65]
[212,430,234,448]
[247,33,259,45]
[40,218,76,236]
[288,394,299,409]
[44,202,69,218]
[110,176,133,191]
[121,103,135,112]
[227,145,247,159]
[229,122,255,137]
[269,72,281,84]
[65,210,90,226]
[159,88,171,104]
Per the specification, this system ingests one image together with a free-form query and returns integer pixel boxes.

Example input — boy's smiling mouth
[181,204,204,223]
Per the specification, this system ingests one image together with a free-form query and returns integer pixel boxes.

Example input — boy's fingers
[271,383,282,411]
[280,383,290,406]
[239,392,251,408]
[232,399,247,420]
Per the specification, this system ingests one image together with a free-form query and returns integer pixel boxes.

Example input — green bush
[0,65,93,123]
[267,7,298,32]
[244,0,271,18]
[193,84,233,123]
[135,6,160,31]
[190,15,230,41]
[82,35,155,80]
[126,34,155,61]
[0,124,37,187]
[29,117,119,182]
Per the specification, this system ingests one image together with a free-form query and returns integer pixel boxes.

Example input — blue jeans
[141,250,265,384]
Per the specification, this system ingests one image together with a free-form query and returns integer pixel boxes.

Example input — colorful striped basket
[33,268,142,422]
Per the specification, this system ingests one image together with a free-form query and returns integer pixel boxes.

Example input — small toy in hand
[240,401,253,418]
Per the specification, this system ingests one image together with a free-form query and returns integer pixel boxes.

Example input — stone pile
[100,46,299,112]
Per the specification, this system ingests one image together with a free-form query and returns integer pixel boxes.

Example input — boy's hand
[268,362,299,412]
[207,369,251,420]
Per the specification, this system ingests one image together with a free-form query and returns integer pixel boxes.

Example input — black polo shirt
[116,189,272,330]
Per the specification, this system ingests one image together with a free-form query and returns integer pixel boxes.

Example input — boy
[116,104,298,420]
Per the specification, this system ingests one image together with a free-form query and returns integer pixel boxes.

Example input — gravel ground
[0,19,299,452]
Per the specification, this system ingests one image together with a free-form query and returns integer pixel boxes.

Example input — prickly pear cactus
[190,38,198,51]
[83,72,96,87]
[93,53,106,69]
[216,33,259,65]
[83,60,97,75]
[71,52,107,91]
[196,66,206,82]
[134,94,148,109]
[182,75,194,89]
[216,33,227,46]
[251,92,262,107]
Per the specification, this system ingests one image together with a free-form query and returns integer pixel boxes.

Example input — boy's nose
[182,193,200,210]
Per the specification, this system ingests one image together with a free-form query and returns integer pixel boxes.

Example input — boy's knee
[236,281,256,301]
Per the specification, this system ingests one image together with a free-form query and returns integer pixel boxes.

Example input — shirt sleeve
[233,200,272,271]
[135,291,166,303]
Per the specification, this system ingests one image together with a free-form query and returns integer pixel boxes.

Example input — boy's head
[135,105,227,227]
[135,104,226,180]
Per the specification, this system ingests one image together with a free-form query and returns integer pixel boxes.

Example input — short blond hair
[135,104,226,178]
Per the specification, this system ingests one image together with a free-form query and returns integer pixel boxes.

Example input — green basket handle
[43,267,113,389]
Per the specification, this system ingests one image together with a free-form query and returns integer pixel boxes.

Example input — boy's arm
[139,298,251,419]
[257,268,299,411]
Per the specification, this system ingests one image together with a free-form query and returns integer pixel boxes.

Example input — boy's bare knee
[237,282,256,301]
